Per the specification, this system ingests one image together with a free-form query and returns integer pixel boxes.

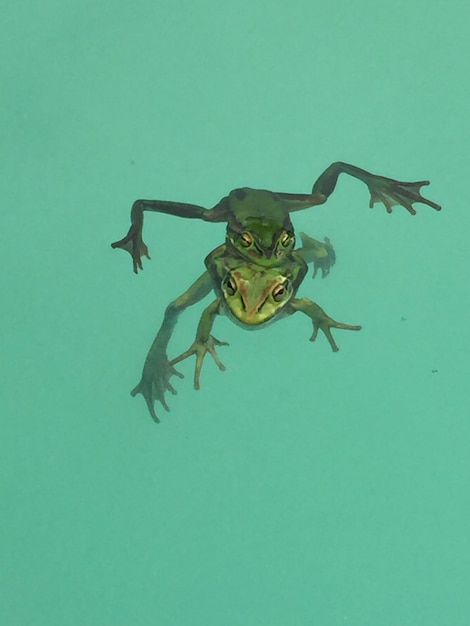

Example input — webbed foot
[131,357,183,422]
[367,177,441,215]
[169,335,229,390]
[111,224,150,273]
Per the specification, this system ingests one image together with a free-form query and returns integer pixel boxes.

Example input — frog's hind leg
[111,197,230,272]
[274,191,328,213]
[311,162,441,214]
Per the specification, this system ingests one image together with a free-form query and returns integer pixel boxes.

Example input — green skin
[112,161,441,422]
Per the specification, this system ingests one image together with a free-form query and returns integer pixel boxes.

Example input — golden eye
[280,231,294,247]
[272,282,288,302]
[225,276,237,295]
[240,232,252,247]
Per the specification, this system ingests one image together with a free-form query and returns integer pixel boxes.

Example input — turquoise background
[2,1,469,624]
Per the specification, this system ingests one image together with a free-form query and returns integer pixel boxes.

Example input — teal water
[2,1,469,624]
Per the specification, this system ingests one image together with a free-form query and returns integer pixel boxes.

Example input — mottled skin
[112,162,440,422]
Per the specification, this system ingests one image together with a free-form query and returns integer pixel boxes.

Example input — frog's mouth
[222,299,281,329]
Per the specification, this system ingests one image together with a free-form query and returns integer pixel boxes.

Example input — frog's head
[220,265,294,327]
[226,188,295,266]
[227,226,296,266]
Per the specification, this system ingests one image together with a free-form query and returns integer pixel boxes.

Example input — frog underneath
[112,161,440,422]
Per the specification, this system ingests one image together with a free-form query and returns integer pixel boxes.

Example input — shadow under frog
[112,161,440,422]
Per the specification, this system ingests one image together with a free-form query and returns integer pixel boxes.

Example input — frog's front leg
[288,298,361,352]
[311,162,441,215]
[111,197,230,273]
[169,299,228,390]
[297,232,336,279]
[131,271,213,422]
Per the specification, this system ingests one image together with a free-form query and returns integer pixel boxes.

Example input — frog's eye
[239,232,253,247]
[280,231,294,247]
[224,276,237,296]
[272,281,289,302]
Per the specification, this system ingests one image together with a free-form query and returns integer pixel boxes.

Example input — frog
[111,161,440,422]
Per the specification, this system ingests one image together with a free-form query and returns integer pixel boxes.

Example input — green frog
[112,161,440,422]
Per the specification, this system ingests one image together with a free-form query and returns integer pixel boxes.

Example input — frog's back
[228,187,289,224]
